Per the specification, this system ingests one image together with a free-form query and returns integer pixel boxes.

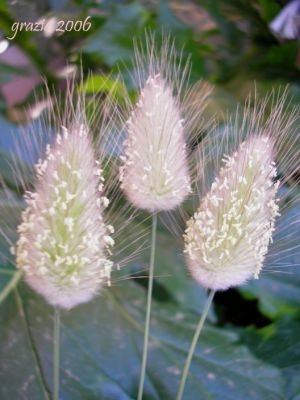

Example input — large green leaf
[240,319,300,399]
[0,279,286,399]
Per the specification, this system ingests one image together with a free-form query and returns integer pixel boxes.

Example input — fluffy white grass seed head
[119,35,211,212]
[120,75,190,211]
[185,135,279,290]
[184,90,300,291]
[15,122,114,309]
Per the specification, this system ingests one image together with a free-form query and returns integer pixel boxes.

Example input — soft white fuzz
[120,74,191,211]
[15,124,114,309]
[184,136,280,290]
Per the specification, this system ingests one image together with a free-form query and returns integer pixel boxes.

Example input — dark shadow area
[214,288,272,328]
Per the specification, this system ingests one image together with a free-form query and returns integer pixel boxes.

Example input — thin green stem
[53,307,60,400]
[0,269,22,304]
[14,288,51,400]
[137,213,157,400]
[176,289,216,400]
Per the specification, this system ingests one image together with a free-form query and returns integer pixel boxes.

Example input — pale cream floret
[15,124,114,309]
[120,74,191,212]
[184,136,280,290]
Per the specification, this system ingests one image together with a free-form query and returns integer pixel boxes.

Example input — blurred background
[0,0,299,126]
[0,1,300,399]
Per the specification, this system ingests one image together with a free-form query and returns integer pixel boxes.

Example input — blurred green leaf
[0,192,24,266]
[82,3,151,67]
[156,3,207,80]
[258,42,298,70]
[257,0,281,22]
[82,74,126,100]
[0,149,33,192]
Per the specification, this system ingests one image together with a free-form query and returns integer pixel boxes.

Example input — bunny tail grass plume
[184,89,300,291]
[185,135,279,290]
[16,125,114,309]
[119,34,209,212]
[15,123,114,309]
[120,74,190,211]
[11,79,116,310]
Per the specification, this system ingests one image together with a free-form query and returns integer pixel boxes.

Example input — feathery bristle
[15,123,114,309]
[184,135,280,290]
